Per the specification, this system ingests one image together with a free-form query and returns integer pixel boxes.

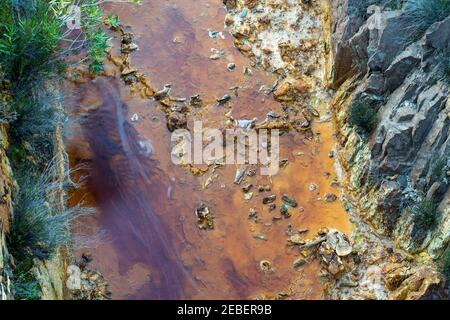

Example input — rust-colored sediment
[68,0,350,299]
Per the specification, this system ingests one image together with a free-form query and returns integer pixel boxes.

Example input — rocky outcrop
[0,125,14,300]
[329,0,368,87]
[329,1,449,299]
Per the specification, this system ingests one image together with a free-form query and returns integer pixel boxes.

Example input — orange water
[67,0,350,299]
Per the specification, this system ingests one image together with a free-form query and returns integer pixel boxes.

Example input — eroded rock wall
[0,125,14,300]
[329,0,449,298]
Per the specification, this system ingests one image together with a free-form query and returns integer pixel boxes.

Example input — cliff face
[328,0,449,298]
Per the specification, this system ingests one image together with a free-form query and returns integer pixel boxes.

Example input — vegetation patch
[11,259,41,300]
[348,100,378,134]
[408,197,440,231]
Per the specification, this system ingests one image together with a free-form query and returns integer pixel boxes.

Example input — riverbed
[67,0,351,299]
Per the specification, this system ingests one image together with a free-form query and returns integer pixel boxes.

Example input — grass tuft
[408,197,440,230]
[9,162,93,261]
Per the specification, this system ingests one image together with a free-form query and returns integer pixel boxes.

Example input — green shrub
[409,198,439,230]
[348,100,378,133]
[0,0,112,85]
[0,0,63,157]
[87,29,110,74]
[105,14,121,28]
[78,1,111,74]
[0,0,113,164]
[13,277,41,300]
[0,0,63,90]
[0,68,13,123]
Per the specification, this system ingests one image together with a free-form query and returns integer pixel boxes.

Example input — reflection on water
[72,79,190,299]
[68,0,351,299]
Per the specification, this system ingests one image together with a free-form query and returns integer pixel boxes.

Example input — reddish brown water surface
[68,0,350,299]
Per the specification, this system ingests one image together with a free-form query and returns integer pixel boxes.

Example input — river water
[67,0,350,299]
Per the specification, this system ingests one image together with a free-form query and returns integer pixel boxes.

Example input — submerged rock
[324,193,338,203]
[166,112,187,132]
[223,0,237,10]
[189,94,202,106]
[308,183,318,192]
[195,203,215,230]
[244,67,253,76]
[259,260,273,272]
[235,118,257,129]
[82,252,92,263]
[217,94,231,105]
[262,195,276,204]
[243,192,253,200]
[227,63,236,71]
[248,208,258,221]
[288,234,306,246]
[122,42,139,53]
[282,194,298,208]
[130,113,139,122]
[258,185,271,192]
[273,80,292,100]
[293,257,307,268]
[137,139,154,157]
[234,167,247,184]
[254,234,268,241]
[154,84,172,100]
[280,204,291,218]
[242,183,253,193]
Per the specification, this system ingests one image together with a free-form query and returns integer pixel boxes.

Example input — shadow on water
[80,78,189,299]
